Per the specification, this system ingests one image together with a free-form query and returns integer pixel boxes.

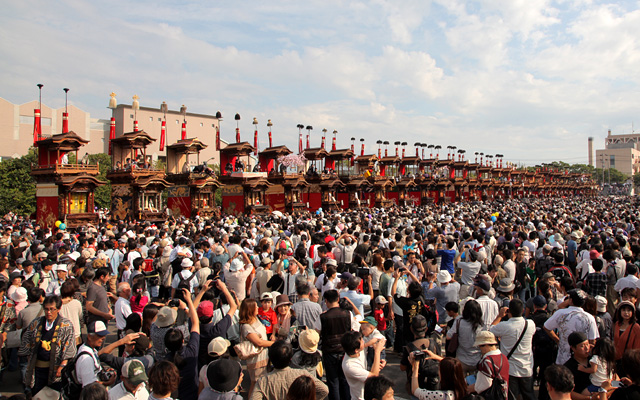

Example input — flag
[216,126,220,151]
[33,109,41,146]
[62,112,69,133]
[159,121,166,151]
[108,117,116,155]
[181,122,186,140]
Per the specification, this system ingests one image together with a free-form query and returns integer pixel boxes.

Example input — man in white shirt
[341,330,386,400]
[490,299,536,400]
[501,248,516,282]
[616,264,638,293]
[114,282,132,342]
[340,276,373,316]
[108,359,149,400]
[222,252,254,302]
[455,247,482,299]
[544,289,599,365]
[171,258,199,298]
[473,275,499,330]
[76,321,116,388]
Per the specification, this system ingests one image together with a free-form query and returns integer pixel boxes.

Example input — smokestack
[588,137,594,167]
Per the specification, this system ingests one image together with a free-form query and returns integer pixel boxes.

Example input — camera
[98,368,116,382]
[357,267,370,278]
[412,350,426,360]
[168,299,180,307]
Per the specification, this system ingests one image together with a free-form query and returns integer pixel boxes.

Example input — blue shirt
[567,240,578,263]
[340,290,371,316]
[437,249,457,274]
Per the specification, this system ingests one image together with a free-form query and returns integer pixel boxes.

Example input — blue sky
[2,0,640,166]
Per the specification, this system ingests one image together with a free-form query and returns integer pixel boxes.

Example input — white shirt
[114,297,132,331]
[171,269,199,293]
[476,295,499,330]
[544,305,599,364]
[502,259,516,282]
[459,261,481,285]
[391,278,408,316]
[490,317,536,377]
[76,344,101,387]
[108,381,150,400]
[127,251,142,265]
[342,351,369,400]
[616,275,640,292]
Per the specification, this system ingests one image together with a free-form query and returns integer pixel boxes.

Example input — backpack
[61,350,96,400]
[407,340,440,390]
[480,356,514,400]
[177,271,197,292]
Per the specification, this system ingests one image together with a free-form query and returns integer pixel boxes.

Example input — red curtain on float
[254,129,258,155]
[216,127,220,151]
[181,123,186,140]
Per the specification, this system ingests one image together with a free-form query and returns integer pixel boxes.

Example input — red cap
[196,301,214,318]
[589,250,600,260]
[325,235,336,244]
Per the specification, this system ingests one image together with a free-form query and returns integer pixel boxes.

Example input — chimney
[588,137,594,167]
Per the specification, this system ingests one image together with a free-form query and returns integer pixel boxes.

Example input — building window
[158,118,162,121]
[212,124,216,128]
[149,117,153,121]
[176,120,179,124]
[200,123,204,127]
[610,155,615,169]
[130,114,134,118]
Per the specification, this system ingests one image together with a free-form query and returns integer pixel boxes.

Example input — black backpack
[407,341,440,390]
[61,350,95,400]
[480,356,514,400]
[177,271,197,292]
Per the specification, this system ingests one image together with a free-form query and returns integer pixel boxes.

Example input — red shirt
[374,308,386,331]
[257,307,277,335]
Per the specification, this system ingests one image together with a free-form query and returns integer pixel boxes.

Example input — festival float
[31,87,106,228]
[107,95,172,222]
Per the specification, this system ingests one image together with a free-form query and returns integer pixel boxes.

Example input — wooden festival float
[31,88,106,228]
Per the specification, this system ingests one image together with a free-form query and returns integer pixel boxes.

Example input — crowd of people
[1,196,640,400]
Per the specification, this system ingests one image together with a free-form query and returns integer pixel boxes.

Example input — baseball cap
[339,271,353,280]
[411,315,427,333]
[375,295,388,305]
[121,359,148,386]
[207,337,231,357]
[589,250,600,260]
[532,295,547,308]
[87,320,109,336]
[260,292,274,301]
[360,316,377,326]
[197,301,214,319]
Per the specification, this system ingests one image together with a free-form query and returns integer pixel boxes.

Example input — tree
[0,149,37,216]
[88,153,112,209]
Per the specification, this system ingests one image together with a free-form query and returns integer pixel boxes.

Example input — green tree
[88,153,112,209]
[0,149,37,216]
[634,174,640,189]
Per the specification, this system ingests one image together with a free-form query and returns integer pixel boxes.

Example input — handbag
[447,319,461,354]
[234,340,261,360]
[5,328,22,348]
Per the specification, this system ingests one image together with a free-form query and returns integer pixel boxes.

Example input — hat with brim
[437,270,452,284]
[181,258,193,268]
[275,294,292,308]
[207,359,242,392]
[9,271,23,282]
[215,246,225,255]
[261,257,274,266]
[229,258,243,272]
[473,330,498,347]
[595,296,607,313]
[496,278,515,293]
[299,329,320,354]
[156,306,177,328]
[260,292,274,301]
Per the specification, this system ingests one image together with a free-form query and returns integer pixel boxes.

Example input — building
[111,102,227,167]
[595,130,640,176]
[0,97,109,159]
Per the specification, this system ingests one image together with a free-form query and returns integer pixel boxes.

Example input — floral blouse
[415,389,455,400]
